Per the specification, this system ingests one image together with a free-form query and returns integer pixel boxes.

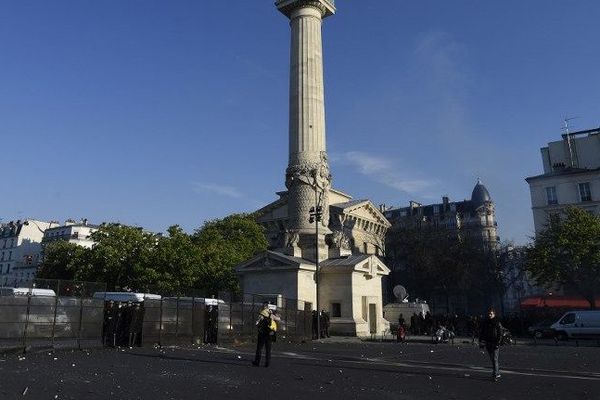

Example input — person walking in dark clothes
[253,302,274,367]
[312,310,318,339]
[320,310,330,338]
[479,307,503,381]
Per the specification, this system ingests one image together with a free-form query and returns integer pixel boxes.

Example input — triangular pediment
[256,195,289,223]
[331,200,391,228]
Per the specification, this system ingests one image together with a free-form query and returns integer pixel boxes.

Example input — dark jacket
[479,317,502,348]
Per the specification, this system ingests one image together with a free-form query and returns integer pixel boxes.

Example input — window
[545,186,558,205]
[331,303,341,318]
[579,183,592,202]
[560,313,576,325]
[433,205,440,214]
[6,264,10,274]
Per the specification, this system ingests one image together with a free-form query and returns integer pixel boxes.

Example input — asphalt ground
[1,339,599,400]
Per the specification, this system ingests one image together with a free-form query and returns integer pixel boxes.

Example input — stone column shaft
[289,6,326,166]
[278,1,335,261]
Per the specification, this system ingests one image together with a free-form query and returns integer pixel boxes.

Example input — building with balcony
[42,219,98,249]
[0,219,59,287]
[526,127,600,234]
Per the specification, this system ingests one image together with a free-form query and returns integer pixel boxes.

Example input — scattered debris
[22,387,28,396]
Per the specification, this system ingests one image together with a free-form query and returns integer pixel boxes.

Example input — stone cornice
[276,0,336,19]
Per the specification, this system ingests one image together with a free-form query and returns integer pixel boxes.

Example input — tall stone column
[277,0,335,262]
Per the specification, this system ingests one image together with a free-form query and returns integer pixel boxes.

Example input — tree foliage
[38,214,268,296]
[386,225,502,311]
[76,224,157,290]
[37,240,89,281]
[192,213,268,295]
[527,206,600,309]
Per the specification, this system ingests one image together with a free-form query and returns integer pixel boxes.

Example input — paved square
[1,340,599,399]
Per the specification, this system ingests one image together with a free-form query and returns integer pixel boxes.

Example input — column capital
[276,0,336,19]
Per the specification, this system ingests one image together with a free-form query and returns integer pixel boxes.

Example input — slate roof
[320,254,371,267]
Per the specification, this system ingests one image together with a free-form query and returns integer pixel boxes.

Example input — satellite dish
[393,285,408,302]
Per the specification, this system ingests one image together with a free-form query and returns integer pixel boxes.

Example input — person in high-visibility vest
[252,302,274,367]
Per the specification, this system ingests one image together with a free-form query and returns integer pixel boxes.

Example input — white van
[551,310,600,340]
[0,287,57,297]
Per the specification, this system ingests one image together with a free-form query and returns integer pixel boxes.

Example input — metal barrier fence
[140,293,313,347]
[0,281,314,352]
[216,293,313,344]
[0,279,107,352]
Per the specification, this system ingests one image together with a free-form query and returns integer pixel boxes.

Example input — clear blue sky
[1,1,599,244]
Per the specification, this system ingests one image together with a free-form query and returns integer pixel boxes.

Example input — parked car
[527,319,556,339]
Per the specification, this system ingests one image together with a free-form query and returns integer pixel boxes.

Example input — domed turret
[471,179,491,208]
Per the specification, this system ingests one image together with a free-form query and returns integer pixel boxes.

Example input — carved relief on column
[285,151,331,232]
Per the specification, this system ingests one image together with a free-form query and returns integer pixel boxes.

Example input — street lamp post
[309,188,323,340]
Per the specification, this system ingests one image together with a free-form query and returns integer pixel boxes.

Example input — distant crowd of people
[398,309,564,339]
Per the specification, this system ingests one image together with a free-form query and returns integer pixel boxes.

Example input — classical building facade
[0,219,59,286]
[236,0,391,336]
[526,127,600,234]
[384,180,499,247]
[382,180,499,312]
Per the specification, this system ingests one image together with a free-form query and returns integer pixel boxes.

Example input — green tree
[76,223,157,290]
[37,240,90,280]
[192,213,268,295]
[527,206,600,309]
[386,225,502,311]
[151,225,204,294]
